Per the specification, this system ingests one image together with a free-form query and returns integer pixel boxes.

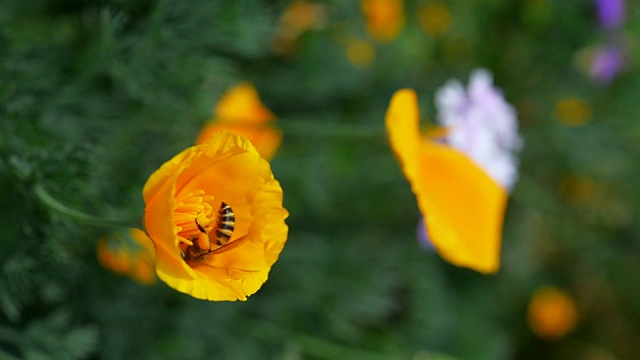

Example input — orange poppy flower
[528,286,578,339]
[361,0,405,42]
[196,83,282,160]
[385,89,507,273]
[144,130,289,301]
[97,228,156,285]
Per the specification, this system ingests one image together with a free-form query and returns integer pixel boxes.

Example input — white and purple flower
[434,69,522,190]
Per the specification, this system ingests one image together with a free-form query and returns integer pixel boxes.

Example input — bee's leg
[195,218,208,234]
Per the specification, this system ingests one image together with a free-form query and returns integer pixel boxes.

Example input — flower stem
[33,184,139,229]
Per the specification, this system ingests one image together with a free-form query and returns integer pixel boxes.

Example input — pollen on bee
[196,232,211,250]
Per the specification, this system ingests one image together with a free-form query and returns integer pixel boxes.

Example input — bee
[182,202,236,263]
[214,202,235,246]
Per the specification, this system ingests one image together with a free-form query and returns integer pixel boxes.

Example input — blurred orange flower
[528,286,578,339]
[361,0,405,42]
[385,89,507,273]
[144,130,288,301]
[97,228,156,285]
[196,83,282,160]
[273,1,327,55]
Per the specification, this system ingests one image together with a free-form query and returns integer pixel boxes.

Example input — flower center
[174,190,216,250]
[173,190,237,264]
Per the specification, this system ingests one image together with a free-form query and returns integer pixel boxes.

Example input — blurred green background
[1,0,639,359]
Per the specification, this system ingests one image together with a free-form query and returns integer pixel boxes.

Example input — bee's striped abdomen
[214,202,235,246]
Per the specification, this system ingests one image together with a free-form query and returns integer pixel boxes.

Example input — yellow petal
[418,141,506,273]
[195,122,282,160]
[143,148,193,208]
[385,89,422,190]
[385,89,507,273]
[144,154,195,287]
[214,83,274,124]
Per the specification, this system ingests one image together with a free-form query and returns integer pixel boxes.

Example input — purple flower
[596,0,625,30]
[590,45,622,84]
[417,217,434,250]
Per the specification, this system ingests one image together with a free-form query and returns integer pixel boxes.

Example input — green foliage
[1,0,640,359]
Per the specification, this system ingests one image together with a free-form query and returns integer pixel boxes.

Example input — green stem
[33,184,138,229]
[247,318,407,360]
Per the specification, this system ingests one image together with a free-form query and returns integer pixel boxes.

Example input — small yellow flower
[196,83,282,160]
[554,97,592,127]
[345,37,376,67]
[144,130,288,301]
[361,0,405,42]
[528,286,578,339]
[385,89,508,273]
[97,228,156,285]
[418,3,452,36]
